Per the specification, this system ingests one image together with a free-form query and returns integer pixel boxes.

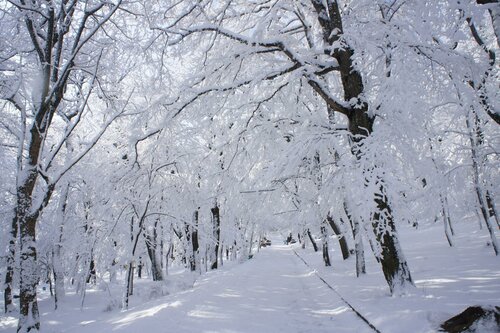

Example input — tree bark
[466,112,499,255]
[307,229,319,252]
[137,258,143,279]
[145,231,163,281]
[486,191,500,229]
[211,204,221,269]
[124,262,134,309]
[321,223,331,266]
[18,208,40,333]
[86,256,96,285]
[190,210,200,271]
[17,149,45,332]
[52,183,69,310]
[326,215,350,260]
[10,2,122,328]
[344,203,366,277]
[372,191,413,293]
[310,0,413,294]
[165,244,173,276]
[440,194,454,247]
[123,200,150,310]
[4,213,18,313]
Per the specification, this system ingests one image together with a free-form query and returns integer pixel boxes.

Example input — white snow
[1,221,499,333]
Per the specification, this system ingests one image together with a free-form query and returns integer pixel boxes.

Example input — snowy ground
[1,221,499,333]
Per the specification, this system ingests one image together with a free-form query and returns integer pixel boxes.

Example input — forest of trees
[0,0,498,332]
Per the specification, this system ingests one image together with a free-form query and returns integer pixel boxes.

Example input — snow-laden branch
[306,75,351,116]
[172,62,302,119]
[43,50,104,174]
[30,88,133,218]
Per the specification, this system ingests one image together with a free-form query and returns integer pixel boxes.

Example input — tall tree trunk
[4,213,18,314]
[247,223,255,259]
[219,243,224,267]
[372,190,413,293]
[52,230,65,310]
[440,194,454,247]
[123,200,150,310]
[428,137,456,243]
[16,106,49,332]
[307,229,319,252]
[184,221,192,266]
[86,256,96,284]
[160,225,164,270]
[211,203,221,269]
[16,6,61,326]
[310,0,413,294]
[11,2,122,328]
[145,231,163,281]
[165,244,173,276]
[17,165,46,332]
[52,182,70,310]
[190,210,200,271]
[321,223,331,266]
[145,219,163,281]
[344,203,366,277]
[137,258,143,279]
[466,112,499,255]
[124,262,134,309]
[486,191,500,229]
[326,215,350,260]
[300,230,306,249]
[18,208,40,333]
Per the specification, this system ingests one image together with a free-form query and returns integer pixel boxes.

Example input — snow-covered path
[2,223,499,333]
[72,240,373,333]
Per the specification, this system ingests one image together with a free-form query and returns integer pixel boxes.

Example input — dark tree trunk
[307,229,319,252]
[321,224,331,267]
[124,263,134,305]
[184,222,192,267]
[123,201,150,310]
[165,244,173,276]
[47,270,53,297]
[15,99,50,331]
[86,257,96,284]
[17,163,47,332]
[137,258,143,279]
[211,204,221,270]
[191,210,200,271]
[466,112,499,255]
[219,243,224,267]
[486,191,500,229]
[145,224,163,281]
[145,240,162,280]
[326,215,350,260]
[441,194,454,247]
[372,190,414,292]
[15,8,72,327]
[4,213,18,313]
[18,210,40,333]
[310,0,414,294]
